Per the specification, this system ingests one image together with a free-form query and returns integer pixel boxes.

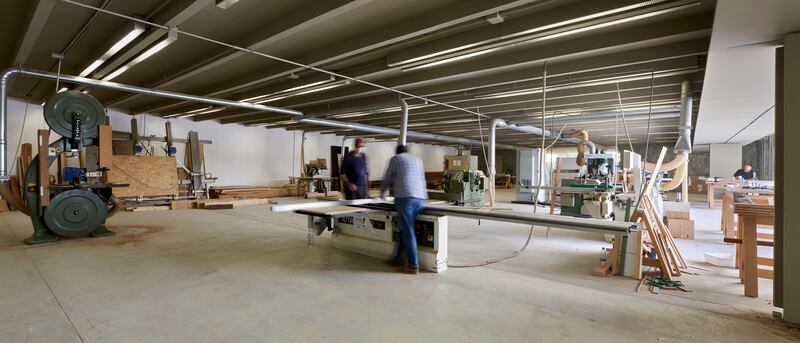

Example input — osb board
[107,155,179,198]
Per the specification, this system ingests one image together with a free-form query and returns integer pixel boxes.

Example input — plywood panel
[107,155,179,198]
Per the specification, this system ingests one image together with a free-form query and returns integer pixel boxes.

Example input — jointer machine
[2,91,129,244]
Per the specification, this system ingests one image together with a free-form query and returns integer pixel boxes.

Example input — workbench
[706,180,730,208]
[730,203,775,298]
[721,187,774,239]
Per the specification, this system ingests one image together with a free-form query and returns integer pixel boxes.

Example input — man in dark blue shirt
[734,164,757,180]
[341,138,369,199]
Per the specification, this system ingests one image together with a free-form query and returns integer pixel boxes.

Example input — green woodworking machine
[3,90,127,244]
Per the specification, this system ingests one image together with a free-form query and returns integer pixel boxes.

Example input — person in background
[381,145,428,275]
[734,164,757,180]
[341,138,369,199]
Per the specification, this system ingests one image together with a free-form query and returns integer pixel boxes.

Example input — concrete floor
[1,190,798,342]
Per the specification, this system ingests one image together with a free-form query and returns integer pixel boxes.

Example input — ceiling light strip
[102,29,178,81]
[400,1,700,72]
[59,0,493,119]
[79,22,145,77]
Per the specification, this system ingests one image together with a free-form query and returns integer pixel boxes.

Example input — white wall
[5,97,456,185]
[709,143,743,177]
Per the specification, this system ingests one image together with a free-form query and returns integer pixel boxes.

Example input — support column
[777,33,800,324]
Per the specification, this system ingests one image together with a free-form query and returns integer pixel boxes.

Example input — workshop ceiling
[694,0,800,145]
[4,0,717,148]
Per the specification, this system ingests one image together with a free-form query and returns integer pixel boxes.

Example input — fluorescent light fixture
[239,80,330,102]
[254,80,350,104]
[475,68,700,99]
[293,80,350,95]
[79,59,105,77]
[389,1,665,66]
[103,29,177,81]
[79,22,144,77]
[164,106,225,119]
[405,118,474,128]
[328,103,433,119]
[250,120,296,128]
[393,1,697,70]
[401,48,501,72]
[216,0,241,9]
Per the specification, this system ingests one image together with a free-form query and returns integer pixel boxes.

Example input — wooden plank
[130,206,170,212]
[37,130,49,208]
[758,268,774,280]
[98,125,113,168]
[742,215,759,297]
[107,155,179,197]
[204,203,234,210]
[758,257,774,267]
[723,237,775,247]
[197,198,272,208]
[642,147,667,197]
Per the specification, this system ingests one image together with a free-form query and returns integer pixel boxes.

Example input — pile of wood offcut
[209,185,295,199]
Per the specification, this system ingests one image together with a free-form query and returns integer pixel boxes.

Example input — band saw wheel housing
[44,189,107,238]
[43,90,105,138]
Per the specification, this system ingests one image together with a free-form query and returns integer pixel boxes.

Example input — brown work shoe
[402,266,419,274]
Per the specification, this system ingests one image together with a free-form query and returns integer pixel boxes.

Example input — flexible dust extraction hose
[643,151,688,173]
[641,151,688,191]
[573,130,596,166]
[658,156,688,191]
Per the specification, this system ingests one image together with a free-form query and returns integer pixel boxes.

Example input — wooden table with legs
[729,203,774,298]
[720,187,774,239]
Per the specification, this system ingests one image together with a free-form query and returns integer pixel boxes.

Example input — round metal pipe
[674,79,693,153]
[399,98,409,146]
[298,118,518,150]
[0,67,304,178]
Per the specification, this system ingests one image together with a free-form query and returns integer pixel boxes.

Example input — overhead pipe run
[0,67,304,178]
[299,118,519,150]
[487,118,585,206]
[641,80,693,201]
[399,98,409,146]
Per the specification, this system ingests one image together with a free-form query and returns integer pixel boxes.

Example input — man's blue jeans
[392,197,426,269]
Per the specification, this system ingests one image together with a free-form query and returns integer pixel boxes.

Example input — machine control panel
[392,219,436,248]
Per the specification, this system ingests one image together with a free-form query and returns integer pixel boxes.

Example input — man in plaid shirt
[381,145,428,274]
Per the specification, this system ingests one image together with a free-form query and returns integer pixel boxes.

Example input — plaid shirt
[380,153,428,199]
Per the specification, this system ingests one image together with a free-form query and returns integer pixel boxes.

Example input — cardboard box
[666,218,695,240]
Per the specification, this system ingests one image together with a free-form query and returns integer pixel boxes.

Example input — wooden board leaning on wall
[106,155,179,198]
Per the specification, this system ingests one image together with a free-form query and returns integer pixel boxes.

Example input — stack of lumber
[1,143,35,211]
[635,195,689,280]
[125,198,273,211]
[16,143,33,204]
[209,185,293,199]
[631,147,688,281]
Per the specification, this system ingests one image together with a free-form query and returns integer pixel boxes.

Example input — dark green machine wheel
[44,190,108,238]
[43,90,105,138]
